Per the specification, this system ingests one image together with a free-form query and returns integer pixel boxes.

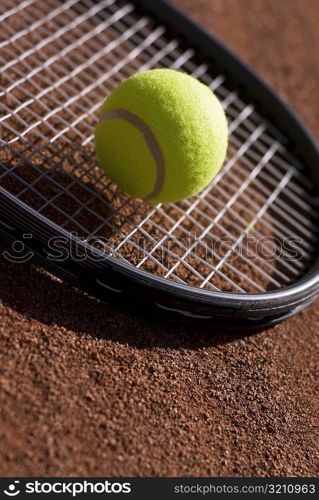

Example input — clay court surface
[0,0,318,476]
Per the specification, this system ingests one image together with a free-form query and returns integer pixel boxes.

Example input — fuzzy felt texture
[95,68,228,203]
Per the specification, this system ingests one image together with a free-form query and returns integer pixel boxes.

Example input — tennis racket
[1,0,319,330]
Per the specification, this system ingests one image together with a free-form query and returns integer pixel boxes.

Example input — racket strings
[1,0,319,293]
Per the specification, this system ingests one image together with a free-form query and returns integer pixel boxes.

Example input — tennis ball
[94,68,228,203]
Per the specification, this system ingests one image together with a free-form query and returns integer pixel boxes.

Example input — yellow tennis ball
[94,69,228,204]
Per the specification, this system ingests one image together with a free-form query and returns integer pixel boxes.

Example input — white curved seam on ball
[99,109,165,200]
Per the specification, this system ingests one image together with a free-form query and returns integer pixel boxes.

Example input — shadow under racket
[0,241,263,349]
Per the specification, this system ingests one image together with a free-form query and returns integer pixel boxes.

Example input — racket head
[1,0,319,328]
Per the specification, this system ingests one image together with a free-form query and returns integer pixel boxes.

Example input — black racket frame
[1,0,319,329]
